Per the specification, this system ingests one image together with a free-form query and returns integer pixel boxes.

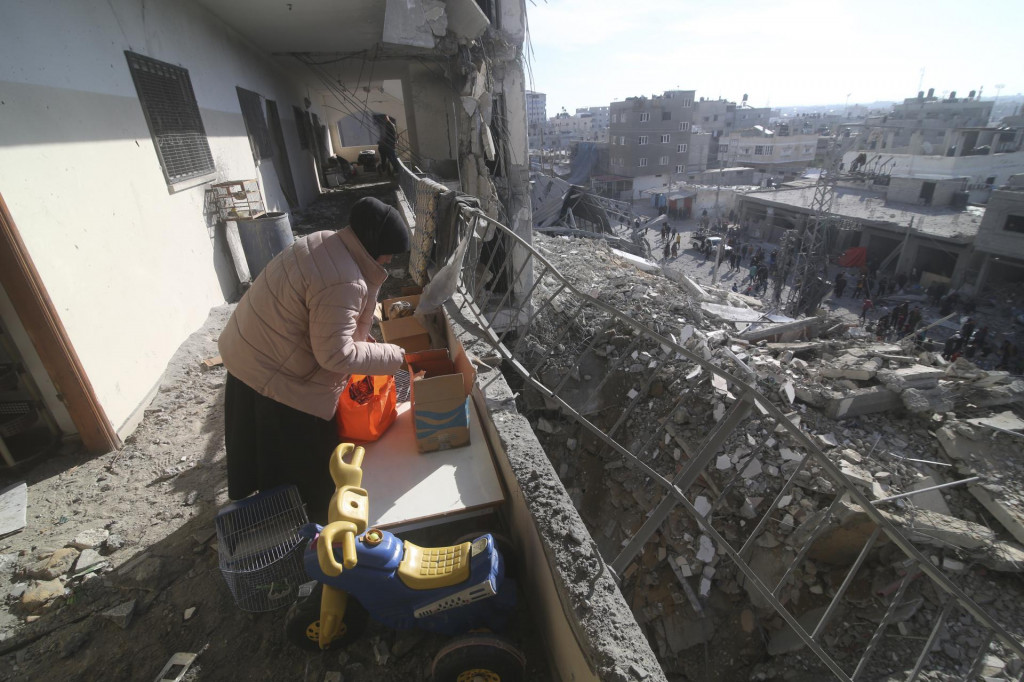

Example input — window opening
[124,51,215,184]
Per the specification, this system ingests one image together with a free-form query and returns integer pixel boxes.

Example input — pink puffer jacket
[218,227,405,420]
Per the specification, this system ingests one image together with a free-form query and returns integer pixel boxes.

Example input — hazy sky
[526,0,1024,115]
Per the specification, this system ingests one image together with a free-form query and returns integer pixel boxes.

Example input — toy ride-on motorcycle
[285,443,525,681]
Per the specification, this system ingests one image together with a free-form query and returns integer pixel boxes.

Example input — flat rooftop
[744,183,984,243]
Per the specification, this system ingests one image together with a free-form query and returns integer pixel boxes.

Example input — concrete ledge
[450,305,666,682]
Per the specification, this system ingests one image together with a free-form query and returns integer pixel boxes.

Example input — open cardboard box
[379,294,432,353]
[405,311,476,453]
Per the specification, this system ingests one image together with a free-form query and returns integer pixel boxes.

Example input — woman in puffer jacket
[218,197,409,521]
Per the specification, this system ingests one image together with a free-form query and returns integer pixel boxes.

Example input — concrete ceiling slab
[195,0,384,54]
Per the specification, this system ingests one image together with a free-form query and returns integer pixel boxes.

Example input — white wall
[0,0,322,438]
[843,150,1024,188]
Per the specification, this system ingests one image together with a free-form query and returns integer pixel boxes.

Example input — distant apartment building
[575,106,609,143]
[526,91,547,128]
[526,91,546,148]
[609,90,696,198]
[720,126,820,181]
[693,97,771,169]
[847,89,1023,203]
[859,88,993,153]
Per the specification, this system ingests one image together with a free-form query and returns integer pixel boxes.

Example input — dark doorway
[919,181,936,206]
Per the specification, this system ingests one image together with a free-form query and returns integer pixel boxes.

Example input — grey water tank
[236,212,294,278]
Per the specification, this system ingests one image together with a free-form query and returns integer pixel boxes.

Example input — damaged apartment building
[3,4,1024,682]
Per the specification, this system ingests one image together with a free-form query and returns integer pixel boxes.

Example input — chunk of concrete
[825,386,901,419]
[877,365,944,393]
[819,355,882,381]
[901,386,955,414]
[907,476,952,516]
[21,579,65,611]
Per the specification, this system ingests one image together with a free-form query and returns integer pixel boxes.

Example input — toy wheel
[431,634,526,682]
[284,583,368,651]
[453,531,518,579]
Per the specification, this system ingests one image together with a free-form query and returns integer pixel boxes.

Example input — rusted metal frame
[548,316,608,398]
[609,395,753,576]
[772,494,844,598]
[454,212,483,317]
[505,273,559,359]
[811,526,883,640]
[682,495,854,681]
[477,230,525,315]
[604,354,665,443]
[905,600,956,682]
[466,305,851,677]
[455,207,1024,665]
[489,246,543,348]
[469,221,510,306]
[851,572,914,681]
[963,632,994,682]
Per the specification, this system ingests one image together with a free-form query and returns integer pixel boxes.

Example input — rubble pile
[511,233,1024,680]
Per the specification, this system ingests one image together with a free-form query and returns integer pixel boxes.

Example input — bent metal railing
[397,162,1024,680]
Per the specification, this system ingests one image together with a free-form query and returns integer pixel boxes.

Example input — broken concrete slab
[935,425,1024,546]
[967,410,1024,433]
[957,380,1024,409]
[877,365,945,392]
[700,303,764,323]
[819,354,883,381]
[908,476,953,516]
[739,317,822,343]
[825,386,901,419]
[901,386,955,414]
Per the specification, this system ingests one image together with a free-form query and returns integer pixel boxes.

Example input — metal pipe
[870,477,980,505]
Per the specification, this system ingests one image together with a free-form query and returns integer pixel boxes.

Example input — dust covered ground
[0,189,552,682]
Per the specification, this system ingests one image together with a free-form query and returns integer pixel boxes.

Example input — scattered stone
[696,535,715,563]
[70,528,109,550]
[73,548,106,575]
[21,579,65,611]
[103,599,137,629]
[28,547,79,580]
[184,606,196,620]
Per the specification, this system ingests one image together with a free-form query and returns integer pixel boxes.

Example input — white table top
[360,398,505,531]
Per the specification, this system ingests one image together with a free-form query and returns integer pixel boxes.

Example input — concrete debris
[517,233,1024,676]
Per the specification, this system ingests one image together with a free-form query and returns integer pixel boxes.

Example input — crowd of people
[621,211,1022,374]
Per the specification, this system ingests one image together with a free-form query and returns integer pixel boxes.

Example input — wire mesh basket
[214,485,309,612]
[395,368,411,403]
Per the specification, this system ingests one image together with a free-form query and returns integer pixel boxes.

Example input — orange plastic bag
[336,374,398,443]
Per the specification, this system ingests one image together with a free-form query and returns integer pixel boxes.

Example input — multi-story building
[719,126,820,181]
[858,88,993,153]
[526,90,547,128]
[971,174,1024,293]
[608,89,696,198]
[693,97,771,169]
[526,90,547,148]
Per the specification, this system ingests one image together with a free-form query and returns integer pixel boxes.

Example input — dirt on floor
[0,188,551,682]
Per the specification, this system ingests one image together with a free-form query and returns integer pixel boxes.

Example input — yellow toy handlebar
[316,443,369,577]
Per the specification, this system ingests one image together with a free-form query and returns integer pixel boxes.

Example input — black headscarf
[349,197,410,259]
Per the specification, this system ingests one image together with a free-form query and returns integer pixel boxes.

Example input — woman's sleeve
[308,282,405,375]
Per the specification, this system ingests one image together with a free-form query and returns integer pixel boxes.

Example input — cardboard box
[379,295,431,352]
[406,320,474,453]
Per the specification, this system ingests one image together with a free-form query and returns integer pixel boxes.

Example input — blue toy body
[299,523,516,636]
